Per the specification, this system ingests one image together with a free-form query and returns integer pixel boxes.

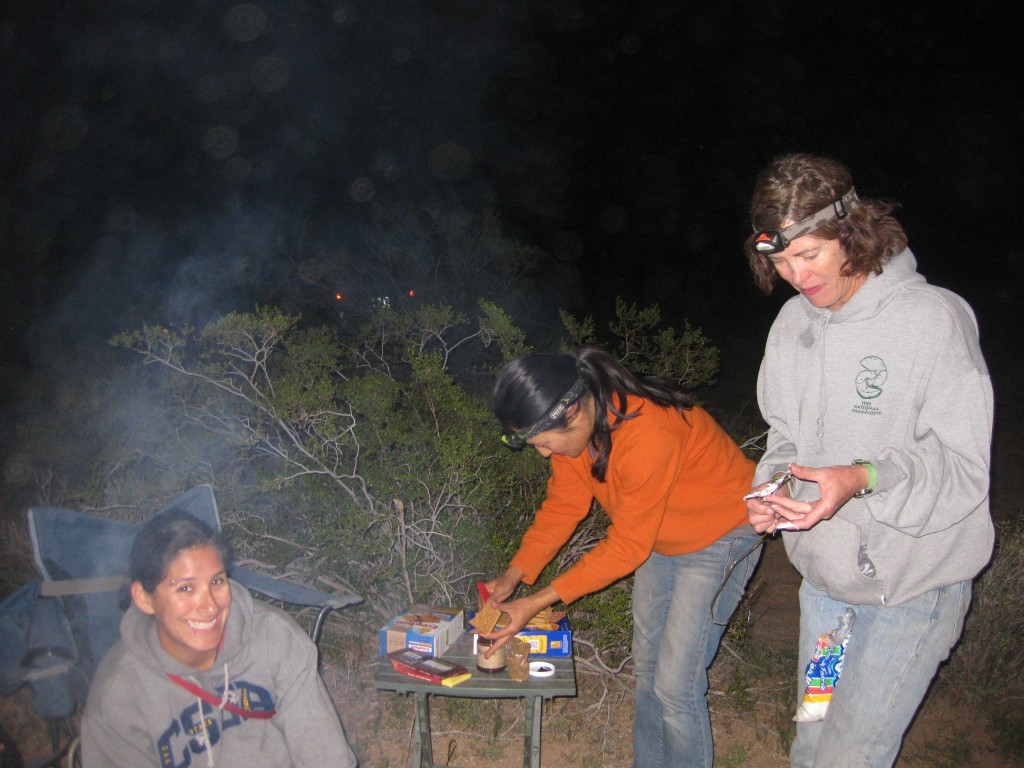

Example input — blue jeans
[790,579,972,768]
[632,527,762,768]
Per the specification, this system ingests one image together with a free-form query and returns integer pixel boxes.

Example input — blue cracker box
[466,610,572,658]
[379,605,465,657]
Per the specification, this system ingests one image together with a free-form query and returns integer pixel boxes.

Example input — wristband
[851,460,876,499]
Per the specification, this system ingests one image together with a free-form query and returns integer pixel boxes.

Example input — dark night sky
[1,1,1021,452]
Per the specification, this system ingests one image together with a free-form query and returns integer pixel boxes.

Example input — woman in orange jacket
[484,345,759,768]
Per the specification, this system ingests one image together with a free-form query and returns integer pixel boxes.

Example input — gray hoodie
[756,248,994,606]
[81,580,358,768]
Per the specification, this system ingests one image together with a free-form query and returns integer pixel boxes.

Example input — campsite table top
[374,631,577,768]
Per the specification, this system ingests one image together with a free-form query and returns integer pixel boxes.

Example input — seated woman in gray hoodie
[81,510,358,768]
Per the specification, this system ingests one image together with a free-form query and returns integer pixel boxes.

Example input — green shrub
[105,303,550,618]
[5,292,724,666]
[562,297,719,389]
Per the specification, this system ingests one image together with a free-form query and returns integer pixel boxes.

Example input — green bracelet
[852,460,876,498]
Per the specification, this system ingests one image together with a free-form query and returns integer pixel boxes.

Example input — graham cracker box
[466,610,572,658]
[378,605,464,657]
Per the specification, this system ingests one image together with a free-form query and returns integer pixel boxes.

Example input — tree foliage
[561,297,719,390]
[10,293,721,654]
[109,302,550,617]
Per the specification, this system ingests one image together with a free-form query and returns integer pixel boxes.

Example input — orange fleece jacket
[509,398,754,604]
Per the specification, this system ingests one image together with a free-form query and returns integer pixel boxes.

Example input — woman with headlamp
[743,154,993,767]
[485,345,758,768]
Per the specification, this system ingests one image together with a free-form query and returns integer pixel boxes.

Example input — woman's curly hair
[745,154,909,294]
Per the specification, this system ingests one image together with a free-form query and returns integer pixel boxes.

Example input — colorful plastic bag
[794,608,856,722]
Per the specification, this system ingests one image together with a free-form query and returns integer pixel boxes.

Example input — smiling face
[766,233,867,312]
[131,545,231,670]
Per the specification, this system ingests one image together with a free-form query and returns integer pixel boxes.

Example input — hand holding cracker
[470,602,503,634]
[469,581,504,634]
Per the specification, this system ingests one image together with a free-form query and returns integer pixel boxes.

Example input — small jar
[475,637,506,673]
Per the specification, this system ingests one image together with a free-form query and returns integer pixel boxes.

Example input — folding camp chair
[0,485,361,768]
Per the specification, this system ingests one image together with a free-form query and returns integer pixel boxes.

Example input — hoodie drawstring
[195,687,214,768]
[219,663,230,709]
[189,664,230,767]
[189,664,229,768]
[169,663,258,768]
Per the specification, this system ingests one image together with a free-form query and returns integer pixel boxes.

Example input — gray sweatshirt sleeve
[271,618,359,768]
[865,307,993,536]
[81,660,161,768]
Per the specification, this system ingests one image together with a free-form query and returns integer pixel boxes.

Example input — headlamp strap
[752,187,860,255]
[504,378,587,446]
[783,187,859,240]
[831,187,858,219]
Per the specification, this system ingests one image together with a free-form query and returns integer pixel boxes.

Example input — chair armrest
[232,566,362,611]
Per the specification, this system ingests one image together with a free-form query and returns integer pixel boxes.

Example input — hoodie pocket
[786,516,888,604]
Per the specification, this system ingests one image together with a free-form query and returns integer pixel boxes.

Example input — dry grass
[938,520,1024,758]
[0,517,35,596]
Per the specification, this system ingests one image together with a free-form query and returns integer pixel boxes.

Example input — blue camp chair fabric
[0,581,42,696]
[26,507,135,679]
[0,485,361,729]
[20,594,80,721]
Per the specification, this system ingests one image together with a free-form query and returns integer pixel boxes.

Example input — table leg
[523,695,542,768]
[413,693,433,768]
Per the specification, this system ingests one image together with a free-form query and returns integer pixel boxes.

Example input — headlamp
[752,188,859,256]
[500,379,587,450]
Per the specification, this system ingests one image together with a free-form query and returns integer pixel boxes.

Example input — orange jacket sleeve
[510,402,753,604]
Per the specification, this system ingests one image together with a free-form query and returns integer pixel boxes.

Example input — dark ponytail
[574,346,693,481]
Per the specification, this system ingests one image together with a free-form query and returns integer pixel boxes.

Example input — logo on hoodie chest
[156,680,276,767]
[852,356,886,414]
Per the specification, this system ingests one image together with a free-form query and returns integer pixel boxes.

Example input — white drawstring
[193,687,214,768]
[218,663,230,710]
[191,663,229,768]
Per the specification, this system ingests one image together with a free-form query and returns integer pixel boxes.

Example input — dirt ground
[331,538,1015,768]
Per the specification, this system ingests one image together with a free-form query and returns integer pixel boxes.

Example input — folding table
[374,632,576,768]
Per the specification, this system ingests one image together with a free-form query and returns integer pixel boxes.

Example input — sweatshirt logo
[157,680,275,767]
[855,356,887,400]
